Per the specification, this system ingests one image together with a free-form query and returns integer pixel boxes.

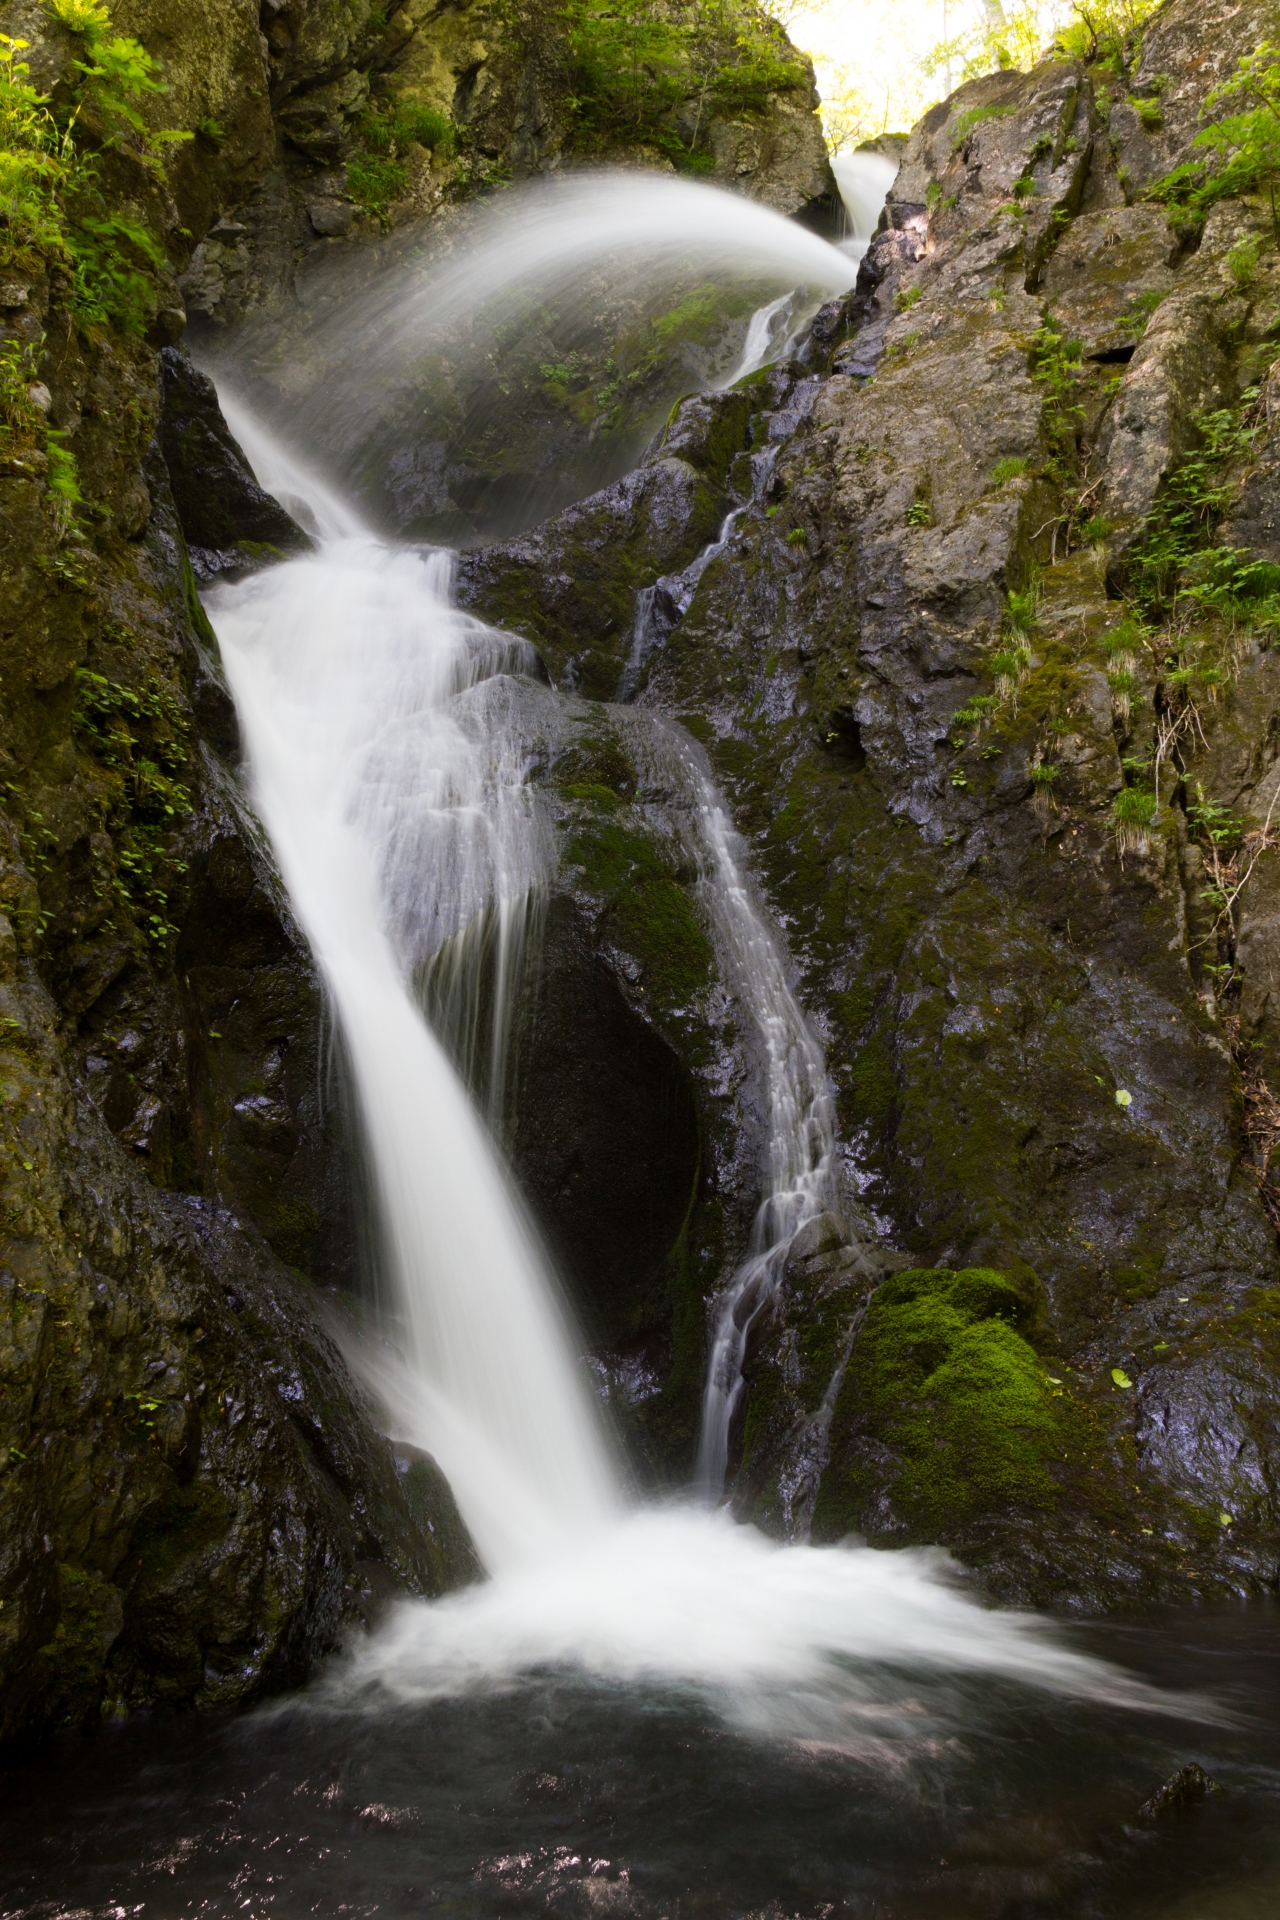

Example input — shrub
[1228,233,1262,288]
[1153,43,1280,233]
[346,153,406,221]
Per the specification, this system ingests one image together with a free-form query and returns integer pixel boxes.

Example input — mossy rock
[814,1265,1076,1543]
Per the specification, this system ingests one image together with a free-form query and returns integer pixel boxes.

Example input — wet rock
[159,348,312,574]
[308,199,355,237]
[1138,1762,1221,1820]
[456,454,731,697]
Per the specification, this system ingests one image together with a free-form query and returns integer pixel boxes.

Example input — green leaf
[1111,1367,1134,1389]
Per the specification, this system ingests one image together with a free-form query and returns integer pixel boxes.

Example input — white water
[332,1508,1208,1748]
[208,395,1196,1738]
[309,171,859,390]
[715,149,899,389]
[833,149,901,260]
[619,720,836,1497]
[207,428,617,1574]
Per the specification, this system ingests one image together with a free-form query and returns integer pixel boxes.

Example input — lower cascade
[211,408,1178,1728]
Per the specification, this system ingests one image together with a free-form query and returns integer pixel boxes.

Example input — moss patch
[568,817,714,1010]
[814,1266,1075,1541]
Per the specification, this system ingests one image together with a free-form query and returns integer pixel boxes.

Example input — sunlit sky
[784,1,1075,147]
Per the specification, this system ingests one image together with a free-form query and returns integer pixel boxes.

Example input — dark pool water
[2,1608,1278,1920]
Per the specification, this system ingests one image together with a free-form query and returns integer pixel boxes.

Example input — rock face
[458,0,1280,1606]
[158,349,312,577]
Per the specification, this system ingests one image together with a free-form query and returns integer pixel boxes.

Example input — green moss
[267,1198,322,1271]
[569,818,714,1007]
[559,780,623,811]
[815,1266,1071,1541]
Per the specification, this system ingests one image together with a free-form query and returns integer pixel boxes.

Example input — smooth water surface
[2,1606,1277,1919]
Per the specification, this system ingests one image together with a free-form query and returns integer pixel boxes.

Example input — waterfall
[619,719,836,1497]
[198,197,1174,1727]
[714,148,900,390]
[207,429,618,1574]
[832,149,901,260]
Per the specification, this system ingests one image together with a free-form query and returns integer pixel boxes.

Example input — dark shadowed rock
[159,349,311,576]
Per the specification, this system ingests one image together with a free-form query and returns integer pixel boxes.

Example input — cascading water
[204,401,1193,1743]
[208,432,617,1574]
[616,716,837,1498]
[193,173,1205,1751]
[717,148,901,387]
[833,148,902,260]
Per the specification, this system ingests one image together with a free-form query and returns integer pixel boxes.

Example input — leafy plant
[892,283,922,313]
[1113,782,1157,851]
[905,498,932,527]
[68,210,164,334]
[1228,232,1262,288]
[991,455,1031,485]
[360,96,455,157]
[1119,287,1166,337]
[73,668,191,946]
[1127,91,1163,130]
[0,334,43,446]
[948,100,1017,152]
[346,153,406,222]
[1153,43,1280,234]
[1053,0,1161,72]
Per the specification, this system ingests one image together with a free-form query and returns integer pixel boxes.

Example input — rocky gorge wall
[5,0,1280,1754]
[459,0,1280,1606]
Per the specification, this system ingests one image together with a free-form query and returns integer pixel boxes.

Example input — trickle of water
[618,718,836,1497]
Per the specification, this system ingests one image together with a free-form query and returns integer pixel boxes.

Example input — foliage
[346,153,406,222]
[346,97,458,221]
[1228,232,1262,288]
[991,454,1031,484]
[1152,44,1280,234]
[1053,0,1160,70]
[73,668,191,946]
[1,4,186,368]
[68,209,164,334]
[948,99,1016,151]
[0,332,43,446]
[363,97,455,156]
[0,33,71,262]
[923,0,1157,87]
[561,0,807,169]
[892,283,922,313]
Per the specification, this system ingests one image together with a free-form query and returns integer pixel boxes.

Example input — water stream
[203,401,1179,1726]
